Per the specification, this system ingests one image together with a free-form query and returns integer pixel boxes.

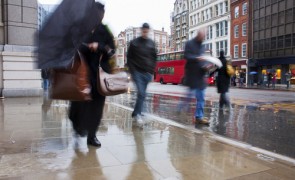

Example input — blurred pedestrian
[239,70,245,87]
[267,72,272,88]
[263,73,268,87]
[69,2,114,147]
[272,72,277,89]
[127,23,157,124]
[183,30,211,126]
[216,50,231,109]
[285,72,292,89]
[41,69,50,91]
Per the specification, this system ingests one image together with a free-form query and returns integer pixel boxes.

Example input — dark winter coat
[184,39,207,90]
[79,24,114,99]
[216,55,230,94]
[127,37,157,74]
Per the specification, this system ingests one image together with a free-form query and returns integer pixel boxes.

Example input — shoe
[195,118,210,125]
[134,115,144,124]
[87,136,101,147]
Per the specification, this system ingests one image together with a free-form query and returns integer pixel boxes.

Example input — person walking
[41,69,50,91]
[216,50,231,109]
[272,72,277,89]
[183,30,212,126]
[127,23,157,123]
[267,72,272,88]
[69,2,114,147]
[285,72,292,89]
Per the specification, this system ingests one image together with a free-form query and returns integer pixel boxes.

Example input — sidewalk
[232,84,295,92]
[0,97,295,179]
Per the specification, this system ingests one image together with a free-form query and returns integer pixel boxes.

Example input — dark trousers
[69,96,105,137]
[131,71,152,117]
[219,93,230,108]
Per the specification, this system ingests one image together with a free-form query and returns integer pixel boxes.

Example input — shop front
[256,57,295,85]
[232,60,248,84]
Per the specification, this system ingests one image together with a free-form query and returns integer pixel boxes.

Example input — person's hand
[88,42,99,52]
[197,57,205,61]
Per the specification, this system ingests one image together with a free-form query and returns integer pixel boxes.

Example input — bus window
[157,56,161,61]
[180,52,184,59]
[175,53,181,60]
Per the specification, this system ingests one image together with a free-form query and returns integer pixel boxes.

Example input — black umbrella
[37,0,104,69]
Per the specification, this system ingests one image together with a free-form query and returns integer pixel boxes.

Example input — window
[265,38,271,50]
[209,7,213,19]
[265,16,271,28]
[286,9,293,23]
[242,3,247,15]
[225,1,228,13]
[242,44,247,57]
[271,37,277,49]
[272,13,278,26]
[259,40,264,51]
[293,33,295,46]
[206,26,213,40]
[235,6,239,18]
[216,21,227,37]
[220,3,223,15]
[234,45,239,58]
[234,25,239,38]
[254,19,259,31]
[260,17,265,30]
[254,41,258,51]
[215,5,219,16]
[285,34,291,47]
[278,11,285,25]
[242,23,247,36]
[278,36,284,48]
[119,48,123,54]
[194,14,197,24]
[216,40,228,56]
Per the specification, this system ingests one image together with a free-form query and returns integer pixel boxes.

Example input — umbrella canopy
[249,71,258,75]
[37,0,104,69]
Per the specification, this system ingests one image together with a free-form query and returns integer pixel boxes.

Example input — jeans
[178,88,205,120]
[43,79,49,90]
[131,71,152,117]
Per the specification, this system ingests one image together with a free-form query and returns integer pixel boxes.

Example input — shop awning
[232,60,247,66]
[256,56,295,66]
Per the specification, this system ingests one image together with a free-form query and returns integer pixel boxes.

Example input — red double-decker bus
[154,50,215,85]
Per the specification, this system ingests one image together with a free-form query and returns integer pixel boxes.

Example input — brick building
[251,0,295,85]
[230,0,249,78]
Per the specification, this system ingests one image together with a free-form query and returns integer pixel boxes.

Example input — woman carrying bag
[69,2,114,147]
[216,50,231,109]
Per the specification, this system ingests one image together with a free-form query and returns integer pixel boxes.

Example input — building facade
[171,0,189,51]
[0,0,40,97]
[188,0,231,57]
[116,31,126,68]
[251,0,295,84]
[230,0,249,77]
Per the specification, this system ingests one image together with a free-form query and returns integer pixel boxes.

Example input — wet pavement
[0,96,295,179]
[111,92,295,159]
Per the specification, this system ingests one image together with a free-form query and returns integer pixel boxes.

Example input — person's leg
[219,93,225,108]
[87,96,106,139]
[132,71,148,117]
[195,89,205,120]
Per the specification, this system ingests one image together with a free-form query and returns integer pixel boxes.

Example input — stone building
[171,0,189,51]
[0,0,40,97]
[188,0,231,57]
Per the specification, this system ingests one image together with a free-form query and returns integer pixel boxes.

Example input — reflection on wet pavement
[0,96,294,179]
[110,92,295,159]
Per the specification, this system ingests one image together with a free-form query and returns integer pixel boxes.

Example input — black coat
[79,24,114,99]
[38,0,104,69]
[127,37,157,74]
[184,39,207,90]
[216,57,230,93]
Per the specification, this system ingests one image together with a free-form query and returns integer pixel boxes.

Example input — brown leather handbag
[97,55,129,96]
[50,51,92,101]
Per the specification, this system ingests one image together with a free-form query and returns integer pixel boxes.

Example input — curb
[109,102,295,166]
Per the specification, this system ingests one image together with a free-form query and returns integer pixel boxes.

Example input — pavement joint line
[109,102,295,166]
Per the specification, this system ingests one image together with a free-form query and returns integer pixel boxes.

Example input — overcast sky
[38,0,175,36]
